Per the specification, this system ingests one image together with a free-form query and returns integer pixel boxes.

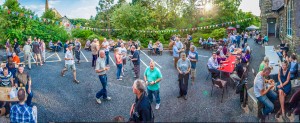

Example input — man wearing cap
[61,44,79,84]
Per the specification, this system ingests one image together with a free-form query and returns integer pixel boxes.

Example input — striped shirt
[0,71,13,86]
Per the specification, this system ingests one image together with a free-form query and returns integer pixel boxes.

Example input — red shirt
[115,53,122,65]
[12,56,20,64]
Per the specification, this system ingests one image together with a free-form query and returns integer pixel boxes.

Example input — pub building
[260,0,300,55]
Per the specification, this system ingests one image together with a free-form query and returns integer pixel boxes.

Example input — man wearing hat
[61,44,79,84]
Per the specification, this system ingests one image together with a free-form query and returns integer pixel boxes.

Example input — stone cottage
[260,0,300,54]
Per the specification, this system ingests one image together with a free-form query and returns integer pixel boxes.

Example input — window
[286,0,293,37]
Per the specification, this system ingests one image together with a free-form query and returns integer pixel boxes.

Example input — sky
[0,0,261,19]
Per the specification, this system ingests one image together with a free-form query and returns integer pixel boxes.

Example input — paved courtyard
[0,38,288,122]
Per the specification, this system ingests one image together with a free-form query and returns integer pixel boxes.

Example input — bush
[210,28,226,39]
[87,34,100,41]
[0,0,70,46]
[72,29,94,41]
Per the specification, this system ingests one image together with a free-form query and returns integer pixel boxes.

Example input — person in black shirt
[230,58,244,82]
[184,40,191,56]
[129,79,154,122]
[130,46,140,78]
[13,39,20,56]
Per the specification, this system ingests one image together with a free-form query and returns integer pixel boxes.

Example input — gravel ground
[0,38,290,122]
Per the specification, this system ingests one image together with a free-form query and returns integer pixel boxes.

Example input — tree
[88,0,260,47]
[0,0,70,46]
[72,29,94,40]
[41,9,58,20]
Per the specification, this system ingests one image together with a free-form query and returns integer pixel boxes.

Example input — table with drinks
[218,55,236,78]
[231,48,243,55]
[265,46,281,82]
[0,87,24,102]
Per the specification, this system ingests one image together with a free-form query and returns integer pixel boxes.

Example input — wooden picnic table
[218,55,236,78]
[0,87,24,102]
[232,48,242,55]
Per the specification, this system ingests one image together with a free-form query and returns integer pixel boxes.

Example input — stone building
[260,0,300,54]
[45,0,72,33]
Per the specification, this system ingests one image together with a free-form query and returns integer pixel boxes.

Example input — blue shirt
[188,51,198,69]
[132,50,140,65]
[236,35,241,42]
[10,104,35,123]
[177,59,191,73]
[173,46,179,57]
[290,61,298,79]
[175,41,183,49]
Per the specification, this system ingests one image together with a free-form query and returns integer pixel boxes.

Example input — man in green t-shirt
[144,60,162,110]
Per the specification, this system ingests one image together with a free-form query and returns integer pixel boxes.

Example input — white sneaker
[155,103,160,110]
[117,79,122,81]
[96,98,101,104]
[105,97,111,101]
[120,76,123,78]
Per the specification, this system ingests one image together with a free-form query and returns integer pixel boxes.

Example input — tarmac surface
[0,37,292,122]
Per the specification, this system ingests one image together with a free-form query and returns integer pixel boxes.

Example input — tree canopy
[0,0,69,47]
[84,0,260,47]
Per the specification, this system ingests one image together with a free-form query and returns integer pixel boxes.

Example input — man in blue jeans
[102,38,110,66]
[144,61,162,110]
[254,67,277,122]
[95,50,111,104]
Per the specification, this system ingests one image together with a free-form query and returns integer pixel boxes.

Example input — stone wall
[260,0,300,54]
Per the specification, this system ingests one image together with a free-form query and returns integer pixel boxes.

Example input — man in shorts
[188,45,198,84]
[32,39,43,66]
[61,45,79,84]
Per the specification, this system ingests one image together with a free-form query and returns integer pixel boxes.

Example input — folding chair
[211,78,228,103]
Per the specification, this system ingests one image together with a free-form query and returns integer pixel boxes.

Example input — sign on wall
[272,0,284,10]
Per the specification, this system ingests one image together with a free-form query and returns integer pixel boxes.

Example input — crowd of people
[254,54,299,122]
[0,30,299,122]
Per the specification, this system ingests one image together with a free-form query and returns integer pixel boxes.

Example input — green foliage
[0,0,70,46]
[87,34,99,41]
[41,9,58,20]
[210,28,226,39]
[69,18,90,27]
[71,29,94,40]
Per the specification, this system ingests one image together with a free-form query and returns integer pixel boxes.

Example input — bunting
[3,7,253,33]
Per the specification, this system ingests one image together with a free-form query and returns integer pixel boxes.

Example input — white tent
[246,25,259,30]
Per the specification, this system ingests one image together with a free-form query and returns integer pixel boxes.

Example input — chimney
[45,0,49,11]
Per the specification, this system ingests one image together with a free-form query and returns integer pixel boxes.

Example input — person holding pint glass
[177,53,191,100]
